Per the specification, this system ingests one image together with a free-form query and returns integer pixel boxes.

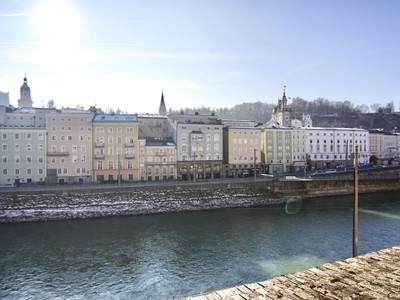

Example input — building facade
[46,110,94,184]
[167,112,223,180]
[223,124,262,178]
[92,114,139,183]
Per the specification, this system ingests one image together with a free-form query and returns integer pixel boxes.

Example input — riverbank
[0,182,282,223]
[1,176,400,223]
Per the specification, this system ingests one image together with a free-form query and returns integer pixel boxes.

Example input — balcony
[95,142,104,147]
[125,142,135,147]
[156,152,166,156]
[47,152,70,156]
[125,154,135,159]
[95,154,105,159]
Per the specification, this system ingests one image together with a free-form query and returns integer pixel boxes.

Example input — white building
[304,127,370,170]
[167,112,223,180]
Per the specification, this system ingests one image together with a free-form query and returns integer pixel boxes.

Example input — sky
[1,0,400,114]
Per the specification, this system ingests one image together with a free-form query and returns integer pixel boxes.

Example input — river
[1,191,400,299]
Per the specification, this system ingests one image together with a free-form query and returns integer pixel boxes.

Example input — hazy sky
[1,0,399,114]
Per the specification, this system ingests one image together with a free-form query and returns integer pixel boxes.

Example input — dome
[20,76,31,92]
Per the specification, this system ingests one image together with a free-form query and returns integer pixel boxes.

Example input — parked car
[1,183,15,188]
[311,170,325,175]
[325,169,337,174]
[23,182,38,187]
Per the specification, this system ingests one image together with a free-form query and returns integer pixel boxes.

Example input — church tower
[18,76,33,108]
[158,91,167,115]
[275,86,292,127]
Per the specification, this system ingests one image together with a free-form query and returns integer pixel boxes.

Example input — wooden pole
[353,145,359,257]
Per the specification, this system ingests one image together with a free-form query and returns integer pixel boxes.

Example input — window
[108,127,113,133]
[15,169,20,175]
[38,169,44,175]
[81,155,86,162]
[182,134,187,141]
[27,156,32,163]
[15,133,20,140]
[97,160,103,170]
[38,133,43,140]
[38,144,43,151]
[15,144,20,151]
[27,133,32,139]
[108,161,114,169]
[2,133,7,140]
[3,169,7,175]
[2,144,7,151]
[81,146,86,153]
[214,135,220,142]
[38,156,44,163]
[2,157,7,163]
[15,156,20,163]
[127,160,133,169]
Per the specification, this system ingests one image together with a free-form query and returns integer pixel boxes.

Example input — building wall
[138,140,177,181]
[223,126,261,177]
[46,112,94,184]
[137,115,169,138]
[263,128,293,173]
[92,116,139,183]
[1,128,46,185]
[305,127,369,170]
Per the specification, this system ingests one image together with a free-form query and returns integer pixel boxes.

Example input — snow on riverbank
[0,186,282,223]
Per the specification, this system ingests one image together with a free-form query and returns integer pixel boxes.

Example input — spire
[282,86,287,107]
[159,90,167,115]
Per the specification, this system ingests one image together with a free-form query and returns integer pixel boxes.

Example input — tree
[47,100,55,109]
[370,103,381,113]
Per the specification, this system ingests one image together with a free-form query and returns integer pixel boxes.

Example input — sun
[34,0,81,44]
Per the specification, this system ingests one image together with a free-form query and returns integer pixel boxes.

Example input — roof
[145,137,176,147]
[92,114,138,122]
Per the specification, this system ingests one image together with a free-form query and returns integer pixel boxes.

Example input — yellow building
[92,114,139,183]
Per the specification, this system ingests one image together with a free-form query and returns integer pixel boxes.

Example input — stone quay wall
[1,178,399,223]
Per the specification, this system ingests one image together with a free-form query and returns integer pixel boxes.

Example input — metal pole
[193,152,196,183]
[353,145,359,257]
[254,149,257,180]
[118,154,121,186]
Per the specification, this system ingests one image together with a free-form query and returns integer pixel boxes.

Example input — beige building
[369,129,384,164]
[138,137,177,181]
[222,122,262,178]
[137,114,169,139]
[46,109,94,184]
[92,114,139,183]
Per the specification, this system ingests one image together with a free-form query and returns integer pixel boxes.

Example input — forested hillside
[170,98,400,130]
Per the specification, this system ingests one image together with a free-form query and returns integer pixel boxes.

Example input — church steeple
[159,90,167,115]
[282,86,287,107]
[18,75,33,108]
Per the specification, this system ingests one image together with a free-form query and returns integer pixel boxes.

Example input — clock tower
[275,87,292,127]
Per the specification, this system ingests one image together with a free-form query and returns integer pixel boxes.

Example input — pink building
[46,109,94,184]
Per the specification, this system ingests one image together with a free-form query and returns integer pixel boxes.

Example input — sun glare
[34,0,81,44]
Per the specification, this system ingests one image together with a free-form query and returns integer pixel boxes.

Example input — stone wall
[0,183,281,223]
[1,178,399,223]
